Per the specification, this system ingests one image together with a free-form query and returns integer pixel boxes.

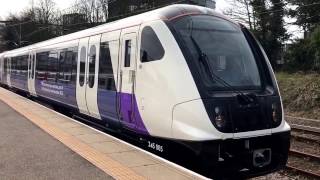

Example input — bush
[284,26,320,72]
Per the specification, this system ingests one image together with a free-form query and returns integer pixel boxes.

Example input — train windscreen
[172,15,262,91]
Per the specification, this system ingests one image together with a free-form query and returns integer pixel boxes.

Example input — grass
[276,72,320,119]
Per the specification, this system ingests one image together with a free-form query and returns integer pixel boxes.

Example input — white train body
[0,5,290,178]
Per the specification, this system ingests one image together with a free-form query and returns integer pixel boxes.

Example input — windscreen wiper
[190,36,256,105]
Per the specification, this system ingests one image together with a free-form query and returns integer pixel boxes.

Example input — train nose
[253,149,272,168]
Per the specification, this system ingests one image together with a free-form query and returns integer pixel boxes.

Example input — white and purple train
[0,4,290,178]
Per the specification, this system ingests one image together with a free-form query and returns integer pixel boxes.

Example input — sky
[0,0,74,19]
[0,0,230,20]
[0,0,301,39]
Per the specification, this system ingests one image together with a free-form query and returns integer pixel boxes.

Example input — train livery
[0,4,290,178]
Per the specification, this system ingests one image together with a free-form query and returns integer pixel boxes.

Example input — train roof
[0,4,232,57]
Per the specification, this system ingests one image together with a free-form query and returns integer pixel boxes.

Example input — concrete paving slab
[90,141,132,154]
[64,126,99,136]
[109,150,159,168]
[56,121,82,129]
[132,164,191,180]
[45,116,70,124]
[76,133,115,144]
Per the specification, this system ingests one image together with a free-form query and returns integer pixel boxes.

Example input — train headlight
[214,106,226,129]
[271,102,282,126]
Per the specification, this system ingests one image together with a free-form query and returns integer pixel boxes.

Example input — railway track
[286,115,320,123]
[289,149,320,163]
[291,133,320,144]
[284,117,320,179]
[291,124,320,134]
[285,165,320,179]
[290,123,320,143]
[286,149,320,179]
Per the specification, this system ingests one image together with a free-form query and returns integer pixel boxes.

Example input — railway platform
[0,87,207,180]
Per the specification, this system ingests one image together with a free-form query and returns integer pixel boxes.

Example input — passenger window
[4,58,7,76]
[12,58,16,75]
[88,45,96,88]
[140,26,165,62]
[48,52,58,81]
[59,51,66,82]
[79,47,86,87]
[23,55,28,76]
[99,42,116,91]
[15,57,19,75]
[36,52,49,80]
[124,40,131,67]
[64,50,73,82]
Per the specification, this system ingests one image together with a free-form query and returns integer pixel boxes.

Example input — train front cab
[161,12,291,178]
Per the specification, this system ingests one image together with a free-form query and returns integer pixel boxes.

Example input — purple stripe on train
[34,79,149,135]
[119,93,149,135]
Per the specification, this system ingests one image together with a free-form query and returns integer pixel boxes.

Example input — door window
[88,45,96,88]
[32,55,35,79]
[79,47,86,87]
[99,42,116,91]
[124,40,131,67]
[29,58,31,78]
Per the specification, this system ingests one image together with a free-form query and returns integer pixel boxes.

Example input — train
[0,4,290,179]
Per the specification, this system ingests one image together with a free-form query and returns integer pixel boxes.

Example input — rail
[290,124,320,134]
[286,149,320,179]
[286,165,320,179]
[286,115,320,123]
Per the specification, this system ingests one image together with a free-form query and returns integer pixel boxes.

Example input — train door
[76,35,101,119]
[6,58,11,87]
[28,52,37,96]
[118,31,138,129]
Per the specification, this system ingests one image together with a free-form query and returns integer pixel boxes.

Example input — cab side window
[140,26,165,63]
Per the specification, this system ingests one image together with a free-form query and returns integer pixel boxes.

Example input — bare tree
[72,0,106,24]
[98,0,110,21]
[36,0,57,24]
[224,0,255,30]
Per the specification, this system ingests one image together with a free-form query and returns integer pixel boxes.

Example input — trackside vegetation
[276,72,320,119]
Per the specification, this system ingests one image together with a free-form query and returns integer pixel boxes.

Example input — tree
[268,0,287,67]
[251,0,287,69]
[36,0,57,24]
[224,0,255,30]
[0,0,61,50]
[287,0,320,33]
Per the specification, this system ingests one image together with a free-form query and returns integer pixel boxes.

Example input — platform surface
[0,101,113,180]
[0,88,206,180]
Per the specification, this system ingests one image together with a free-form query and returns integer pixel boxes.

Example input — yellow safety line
[0,89,146,180]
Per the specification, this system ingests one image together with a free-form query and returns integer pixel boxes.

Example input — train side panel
[34,40,79,109]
